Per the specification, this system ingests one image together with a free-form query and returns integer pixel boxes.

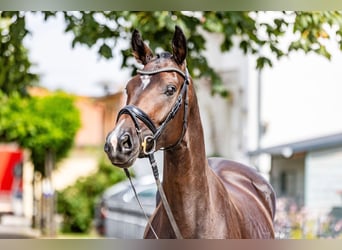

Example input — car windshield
[123,185,157,205]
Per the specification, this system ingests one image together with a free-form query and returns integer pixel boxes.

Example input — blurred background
[0,11,342,239]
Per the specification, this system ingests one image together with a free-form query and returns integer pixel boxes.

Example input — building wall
[74,93,125,147]
[196,70,250,161]
[74,98,104,147]
[305,147,342,213]
[197,31,249,163]
[269,146,342,213]
[97,93,126,141]
[270,154,305,206]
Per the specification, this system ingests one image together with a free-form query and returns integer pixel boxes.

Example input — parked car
[94,175,158,238]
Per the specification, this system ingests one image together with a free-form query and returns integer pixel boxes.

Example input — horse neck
[162,87,210,205]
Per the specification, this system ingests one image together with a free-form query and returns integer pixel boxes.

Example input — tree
[51,11,342,96]
[0,90,81,235]
[0,91,81,175]
[0,11,38,96]
[1,12,81,175]
[2,11,342,97]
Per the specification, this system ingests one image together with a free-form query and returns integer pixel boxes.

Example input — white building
[197,31,249,163]
[249,44,342,214]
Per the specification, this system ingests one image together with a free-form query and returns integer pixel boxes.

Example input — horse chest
[149,200,230,239]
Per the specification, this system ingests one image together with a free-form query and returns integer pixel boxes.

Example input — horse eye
[165,85,177,96]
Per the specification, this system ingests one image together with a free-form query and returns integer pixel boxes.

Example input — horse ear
[131,29,154,65]
[172,26,187,65]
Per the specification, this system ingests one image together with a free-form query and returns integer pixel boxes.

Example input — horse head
[104,26,191,168]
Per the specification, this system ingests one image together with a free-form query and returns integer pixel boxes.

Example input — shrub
[57,156,129,233]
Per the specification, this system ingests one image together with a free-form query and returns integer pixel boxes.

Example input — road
[0,215,40,239]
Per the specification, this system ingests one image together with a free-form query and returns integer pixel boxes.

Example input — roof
[248,132,342,157]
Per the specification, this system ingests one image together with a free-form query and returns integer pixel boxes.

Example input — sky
[250,45,342,147]
[24,12,130,97]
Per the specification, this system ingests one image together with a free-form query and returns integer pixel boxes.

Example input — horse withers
[104,26,276,239]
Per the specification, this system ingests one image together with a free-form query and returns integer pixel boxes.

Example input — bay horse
[104,26,276,239]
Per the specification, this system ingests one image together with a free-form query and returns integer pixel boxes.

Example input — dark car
[94,175,157,238]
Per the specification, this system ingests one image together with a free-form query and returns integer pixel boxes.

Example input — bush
[57,156,129,233]
[0,91,81,175]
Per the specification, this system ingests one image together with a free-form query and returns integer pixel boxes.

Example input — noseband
[116,67,190,155]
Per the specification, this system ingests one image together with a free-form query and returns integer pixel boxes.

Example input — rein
[117,67,189,239]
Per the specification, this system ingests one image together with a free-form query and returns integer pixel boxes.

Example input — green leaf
[239,40,249,54]
[256,56,273,69]
[98,43,113,59]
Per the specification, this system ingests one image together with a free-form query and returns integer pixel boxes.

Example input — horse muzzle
[104,123,140,168]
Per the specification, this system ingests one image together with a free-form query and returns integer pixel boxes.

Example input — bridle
[116,67,189,155]
[116,66,190,239]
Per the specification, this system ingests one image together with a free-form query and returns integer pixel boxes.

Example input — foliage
[48,11,342,96]
[2,10,342,170]
[57,156,128,233]
[0,91,81,175]
[2,11,342,97]
[0,11,38,96]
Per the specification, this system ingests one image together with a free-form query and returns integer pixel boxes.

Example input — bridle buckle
[142,135,156,155]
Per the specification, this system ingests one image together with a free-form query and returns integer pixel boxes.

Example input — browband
[137,67,187,79]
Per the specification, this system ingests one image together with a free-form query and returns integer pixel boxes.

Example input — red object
[0,145,23,213]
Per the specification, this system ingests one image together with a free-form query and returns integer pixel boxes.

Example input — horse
[104,26,276,239]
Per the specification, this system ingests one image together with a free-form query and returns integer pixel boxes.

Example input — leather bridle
[116,66,189,239]
[116,67,189,155]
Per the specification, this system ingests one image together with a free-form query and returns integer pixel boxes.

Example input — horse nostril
[104,142,110,154]
[120,133,133,151]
